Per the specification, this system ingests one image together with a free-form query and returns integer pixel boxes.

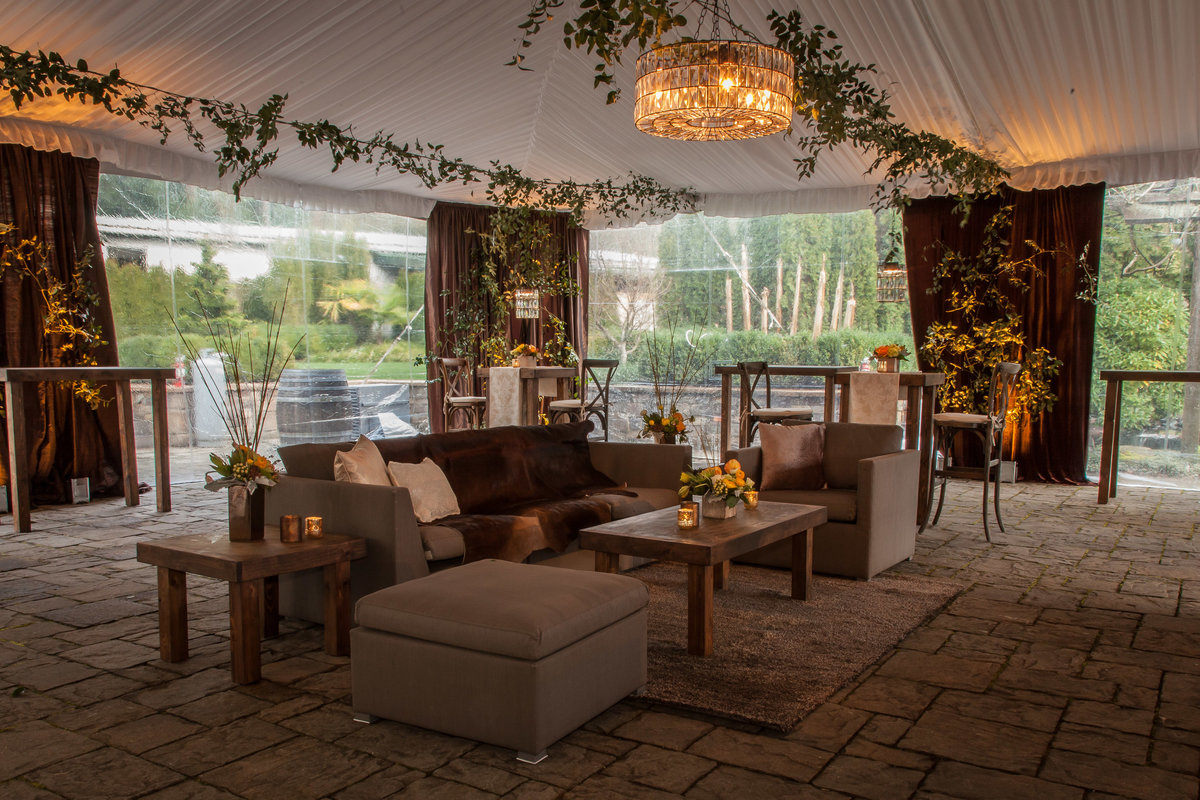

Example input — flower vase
[228,484,265,542]
[701,495,738,519]
[877,357,900,373]
[652,431,677,445]
[515,355,535,369]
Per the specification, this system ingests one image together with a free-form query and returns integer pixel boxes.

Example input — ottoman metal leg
[353,712,379,724]
[516,750,547,764]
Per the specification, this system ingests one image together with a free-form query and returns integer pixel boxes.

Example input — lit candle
[677,501,698,529]
[279,515,302,543]
[744,490,759,509]
[304,516,324,539]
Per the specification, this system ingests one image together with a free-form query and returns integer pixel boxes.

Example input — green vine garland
[0,45,693,224]
[512,0,1009,209]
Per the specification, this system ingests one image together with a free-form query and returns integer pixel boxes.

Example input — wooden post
[812,255,827,341]
[740,243,752,331]
[150,377,172,512]
[760,288,770,332]
[324,560,351,656]
[725,277,733,332]
[830,264,845,331]
[774,257,783,323]
[115,379,140,507]
[4,380,31,532]
[229,580,261,684]
[789,256,803,336]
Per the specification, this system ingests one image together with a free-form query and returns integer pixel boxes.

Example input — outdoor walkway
[1,479,1197,799]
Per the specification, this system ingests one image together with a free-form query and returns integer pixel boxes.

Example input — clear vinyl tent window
[97,174,428,484]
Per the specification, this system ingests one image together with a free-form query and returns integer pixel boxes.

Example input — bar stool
[435,357,486,430]
[547,359,619,440]
[737,361,813,445]
[929,362,1021,541]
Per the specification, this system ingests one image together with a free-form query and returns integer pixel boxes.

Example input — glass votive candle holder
[677,500,699,529]
[743,490,759,509]
[304,516,324,539]
[279,514,302,543]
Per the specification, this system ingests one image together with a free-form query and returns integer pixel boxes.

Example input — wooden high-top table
[581,502,827,656]
[137,531,367,684]
[0,366,175,532]
[1096,370,1200,503]
[714,364,856,454]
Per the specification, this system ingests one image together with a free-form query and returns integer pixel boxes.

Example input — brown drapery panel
[0,144,123,502]
[904,184,1105,484]
[424,201,589,432]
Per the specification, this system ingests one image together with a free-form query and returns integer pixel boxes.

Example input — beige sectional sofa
[265,421,689,621]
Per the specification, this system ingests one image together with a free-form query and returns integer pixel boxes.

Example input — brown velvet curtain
[0,144,123,502]
[904,184,1105,484]
[424,201,589,432]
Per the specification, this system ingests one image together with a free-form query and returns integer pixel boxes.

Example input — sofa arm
[588,441,692,490]
[265,475,428,622]
[727,446,763,483]
[857,450,920,535]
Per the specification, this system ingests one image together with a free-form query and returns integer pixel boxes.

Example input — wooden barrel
[275,369,359,445]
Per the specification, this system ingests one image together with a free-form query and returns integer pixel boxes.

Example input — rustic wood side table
[136,531,367,684]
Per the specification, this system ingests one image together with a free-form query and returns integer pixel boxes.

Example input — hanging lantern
[634,40,794,141]
[513,288,540,318]
[876,263,908,303]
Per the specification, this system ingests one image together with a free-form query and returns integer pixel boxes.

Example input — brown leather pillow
[760,423,825,490]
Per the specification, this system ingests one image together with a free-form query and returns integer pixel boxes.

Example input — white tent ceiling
[1,0,1198,227]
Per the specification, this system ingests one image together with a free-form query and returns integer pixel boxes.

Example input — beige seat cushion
[387,458,461,523]
[760,423,825,490]
[333,434,392,486]
[419,524,465,561]
[355,559,648,660]
[591,488,679,519]
[761,488,857,522]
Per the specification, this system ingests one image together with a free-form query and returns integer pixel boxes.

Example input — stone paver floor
[1,480,1197,799]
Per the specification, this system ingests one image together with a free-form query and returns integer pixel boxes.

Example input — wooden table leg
[262,575,279,639]
[150,377,171,512]
[791,529,813,601]
[823,377,837,422]
[156,567,188,661]
[687,564,714,656]
[594,551,620,574]
[229,579,261,684]
[719,374,731,457]
[324,561,351,656]
[713,560,729,590]
[115,379,140,507]
[1098,378,1121,503]
[4,380,32,533]
[916,384,936,528]
[520,373,538,426]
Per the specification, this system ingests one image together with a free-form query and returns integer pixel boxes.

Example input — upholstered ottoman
[350,558,648,763]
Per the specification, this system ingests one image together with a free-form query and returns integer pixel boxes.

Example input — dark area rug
[629,562,963,731]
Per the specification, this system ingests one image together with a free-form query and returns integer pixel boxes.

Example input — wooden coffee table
[580,501,827,656]
[136,531,367,684]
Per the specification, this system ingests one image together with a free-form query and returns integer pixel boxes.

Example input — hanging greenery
[0,46,694,224]
[919,206,1094,426]
[511,0,1009,209]
[0,224,108,410]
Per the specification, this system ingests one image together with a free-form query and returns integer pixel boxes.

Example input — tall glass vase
[228,484,265,542]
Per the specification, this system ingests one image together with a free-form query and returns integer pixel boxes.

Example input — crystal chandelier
[634,38,794,141]
[513,288,541,318]
[875,263,909,303]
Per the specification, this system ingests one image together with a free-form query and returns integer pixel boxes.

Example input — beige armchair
[728,422,919,580]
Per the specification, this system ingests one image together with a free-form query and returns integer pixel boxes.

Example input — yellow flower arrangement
[873,343,910,361]
[640,405,692,443]
[208,443,279,491]
[511,343,539,359]
[678,458,756,508]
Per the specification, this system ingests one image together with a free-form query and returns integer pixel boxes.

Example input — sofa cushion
[824,422,904,489]
[591,487,679,519]
[761,488,857,522]
[333,435,392,486]
[419,524,465,561]
[354,559,649,660]
[521,421,620,497]
[387,458,461,523]
[760,423,825,490]
[435,514,551,564]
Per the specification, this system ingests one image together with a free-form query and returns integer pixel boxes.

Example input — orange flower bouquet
[678,458,755,508]
[640,405,692,444]
[872,343,910,361]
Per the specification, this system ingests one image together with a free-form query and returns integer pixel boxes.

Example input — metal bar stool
[929,362,1021,541]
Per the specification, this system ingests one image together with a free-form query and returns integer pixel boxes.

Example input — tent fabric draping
[424,201,589,433]
[903,184,1105,484]
[0,143,123,502]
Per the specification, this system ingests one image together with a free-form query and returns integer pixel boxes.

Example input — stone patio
[1,479,1197,799]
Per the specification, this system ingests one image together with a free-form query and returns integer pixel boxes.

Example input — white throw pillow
[333,434,391,486]
[387,458,461,523]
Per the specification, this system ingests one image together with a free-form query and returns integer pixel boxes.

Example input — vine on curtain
[904,184,1105,484]
[424,201,589,432]
[0,144,123,502]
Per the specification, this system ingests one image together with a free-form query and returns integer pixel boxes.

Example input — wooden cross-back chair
[547,358,619,439]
